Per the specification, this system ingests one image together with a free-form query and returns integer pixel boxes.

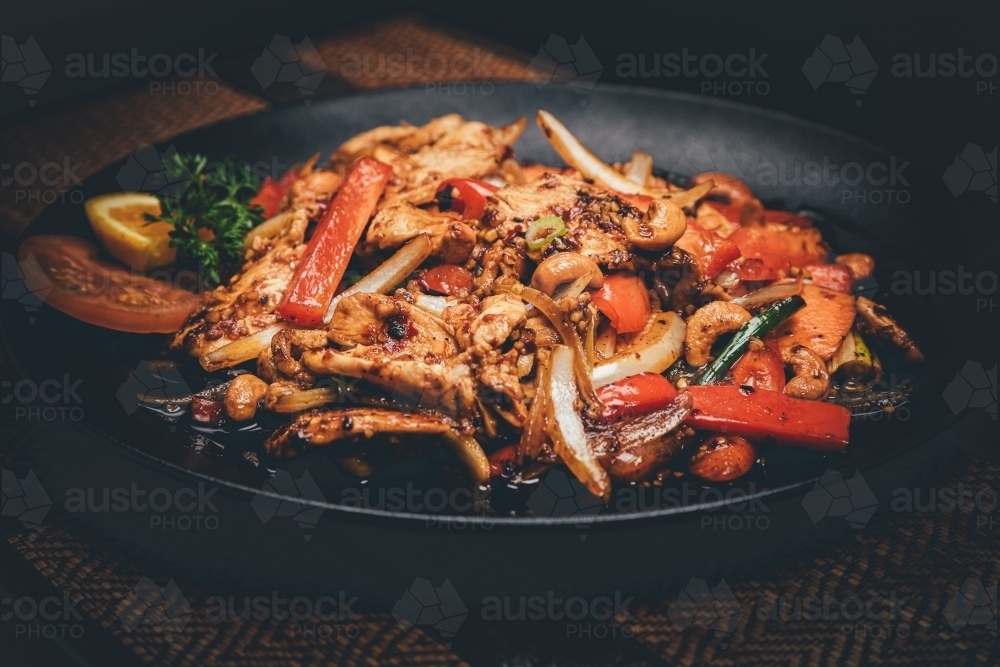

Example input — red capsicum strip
[435,178,498,220]
[277,157,393,327]
[685,385,850,452]
[597,372,678,420]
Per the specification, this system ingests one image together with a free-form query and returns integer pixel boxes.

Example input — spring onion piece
[828,329,881,392]
[200,324,286,371]
[694,295,806,386]
[271,387,339,413]
[525,215,567,251]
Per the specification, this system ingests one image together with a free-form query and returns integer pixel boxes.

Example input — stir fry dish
[20,111,925,500]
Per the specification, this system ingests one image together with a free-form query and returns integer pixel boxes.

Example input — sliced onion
[442,431,490,484]
[626,150,653,186]
[546,345,611,501]
[323,235,433,323]
[200,324,286,372]
[520,355,551,461]
[413,293,456,317]
[244,211,293,250]
[592,312,685,387]
[498,285,602,412]
[271,387,338,413]
[663,180,714,208]
[730,278,803,309]
[587,392,693,456]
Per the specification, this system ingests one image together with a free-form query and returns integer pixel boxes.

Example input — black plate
[1,83,988,600]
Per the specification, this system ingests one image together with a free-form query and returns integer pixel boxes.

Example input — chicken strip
[265,408,452,457]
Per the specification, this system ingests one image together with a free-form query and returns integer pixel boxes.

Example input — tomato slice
[435,178,498,221]
[419,264,474,297]
[277,157,393,327]
[15,235,201,333]
[685,385,850,452]
[488,444,519,477]
[729,342,785,392]
[597,372,678,420]
[589,272,650,334]
[804,264,853,294]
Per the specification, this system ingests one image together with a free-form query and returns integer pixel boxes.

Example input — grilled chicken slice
[366,201,477,263]
[484,173,640,269]
[264,408,452,457]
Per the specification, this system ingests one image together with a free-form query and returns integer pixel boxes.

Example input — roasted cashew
[782,344,830,400]
[224,374,268,421]
[836,253,875,280]
[530,252,604,295]
[692,172,764,225]
[621,199,687,250]
[684,301,751,367]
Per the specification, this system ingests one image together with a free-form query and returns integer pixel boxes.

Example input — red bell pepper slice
[488,444,519,477]
[597,372,678,420]
[250,167,299,219]
[804,264,853,294]
[277,157,393,327]
[675,222,742,279]
[685,385,850,452]
[435,178,498,221]
[590,272,650,334]
[729,342,785,392]
[419,264,475,297]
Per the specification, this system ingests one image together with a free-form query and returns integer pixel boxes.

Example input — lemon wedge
[84,193,176,271]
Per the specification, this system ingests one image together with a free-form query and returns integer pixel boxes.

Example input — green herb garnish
[144,152,263,287]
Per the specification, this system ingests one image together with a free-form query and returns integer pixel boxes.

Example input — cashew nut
[224,374,268,421]
[621,199,687,250]
[530,252,604,295]
[782,344,830,400]
[836,253,875,280]
[684,301,751,367]
[692,172,764,225]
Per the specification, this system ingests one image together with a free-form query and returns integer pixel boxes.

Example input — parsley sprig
[145,153,263,287]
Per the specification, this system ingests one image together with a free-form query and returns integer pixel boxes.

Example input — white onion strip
[592,312,685,387]
[200,324,286,372]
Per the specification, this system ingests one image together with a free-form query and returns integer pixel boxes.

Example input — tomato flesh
[419,264,474,297]
[729,342,785,392]
[16,235,201,334]
[435,178,498,221]
[589,272,650,334]
[488,444,519,477]
[675,223,742,279]
[597,373,678,420]
[277,157,393,327]
[804,264,853,293]
[250,167,298,219]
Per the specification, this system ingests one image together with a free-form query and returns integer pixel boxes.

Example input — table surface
[1,13,997,667]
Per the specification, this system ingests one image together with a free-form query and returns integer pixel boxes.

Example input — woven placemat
[1,13,997,667]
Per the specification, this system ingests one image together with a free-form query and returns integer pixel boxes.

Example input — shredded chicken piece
[265,408,453,457]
